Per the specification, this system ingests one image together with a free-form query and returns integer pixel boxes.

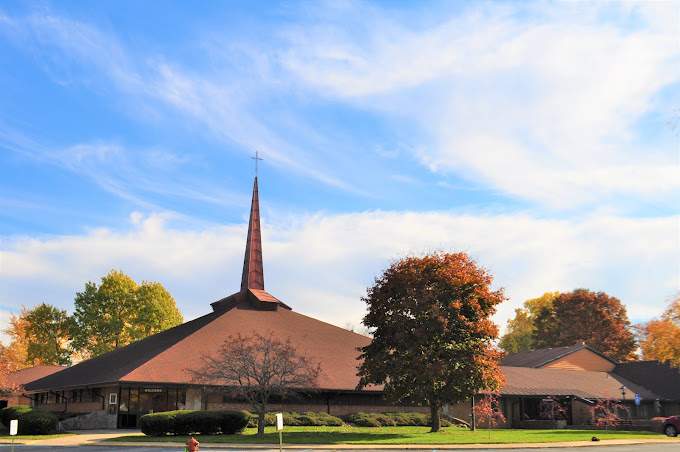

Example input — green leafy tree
[499,292,558,352]
[71,270,183,359]
[532,289,636,362]
[358,252,506,433]
[24,303,73,366]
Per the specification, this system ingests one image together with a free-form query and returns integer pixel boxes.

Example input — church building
[19,176,680,430]
[23,176,416,429]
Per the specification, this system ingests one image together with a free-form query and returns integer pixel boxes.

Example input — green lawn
[106,426,670,445]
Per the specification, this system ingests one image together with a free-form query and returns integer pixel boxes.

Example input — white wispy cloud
[2,209,677,345]
[4,2,677,211]
[274,1,680,209]
[0,8,367,194]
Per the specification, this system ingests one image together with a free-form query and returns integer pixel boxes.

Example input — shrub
[341,412,383,427]
[0,406,33,427]
[296,412,343,426]
[174,411,221,435]
[216,410,250,434]
[139,412,175,436]
[341,412,451,427]
[140,410,249,436]
[0,405,57,435]
[17,411,58,435]
[246,411,343,428]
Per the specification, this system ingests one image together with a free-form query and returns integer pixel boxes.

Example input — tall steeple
[240,177,265,291]
[211,166,290,313]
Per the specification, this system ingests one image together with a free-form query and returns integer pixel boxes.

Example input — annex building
[12,176,680,430]
[462,343,680,428]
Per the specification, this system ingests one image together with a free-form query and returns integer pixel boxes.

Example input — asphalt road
[2,446,680,452]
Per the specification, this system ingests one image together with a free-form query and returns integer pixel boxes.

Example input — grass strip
[106,426,667,445]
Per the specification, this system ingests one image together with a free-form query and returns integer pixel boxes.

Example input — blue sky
[1,0,678,344]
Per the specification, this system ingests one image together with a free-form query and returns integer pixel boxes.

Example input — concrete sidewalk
[0,430,678,449]
[0,429,144,446]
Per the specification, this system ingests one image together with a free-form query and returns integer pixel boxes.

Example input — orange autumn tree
[3,307,31,371]
[637,293,680,368]
[473,392,506,437]
[0,344,21,393]
[358,252,506,433]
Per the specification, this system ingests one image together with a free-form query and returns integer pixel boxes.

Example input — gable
[540,348,616,372]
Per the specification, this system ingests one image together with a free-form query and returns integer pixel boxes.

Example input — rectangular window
[168,389,178,411]
[177,389,186,410]
[119,388,129,412]
[91,388,101,403]
[139,392,153,413]
[129,389,139,411]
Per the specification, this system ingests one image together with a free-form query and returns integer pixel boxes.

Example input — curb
[89,438,680,450]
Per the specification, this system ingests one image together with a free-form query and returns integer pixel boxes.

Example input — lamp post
[620,386,627,422]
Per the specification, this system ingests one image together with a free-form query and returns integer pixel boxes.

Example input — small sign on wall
[109,393,118,405]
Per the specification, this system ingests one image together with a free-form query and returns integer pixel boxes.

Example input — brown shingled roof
[25,301,370,392]
[7,365,65,386]
[612,361,680,401]
[501,343,618,368]
[501,366,657,401]
[25,311,222,391]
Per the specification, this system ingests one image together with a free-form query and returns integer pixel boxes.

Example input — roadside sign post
[10,419,18,452]
[276,413,284,452]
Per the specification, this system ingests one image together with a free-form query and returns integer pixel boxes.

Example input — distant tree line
[1,269,183,370]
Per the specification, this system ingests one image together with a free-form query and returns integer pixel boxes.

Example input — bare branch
[188,329,321,437]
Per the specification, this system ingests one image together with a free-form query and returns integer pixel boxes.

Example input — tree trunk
[257,410,266,437]
[470,396,476,431]
[430,404,441,433]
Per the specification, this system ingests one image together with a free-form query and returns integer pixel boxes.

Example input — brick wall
[37,401,103,414]
[204,400,429,416]
[572,399,594,425]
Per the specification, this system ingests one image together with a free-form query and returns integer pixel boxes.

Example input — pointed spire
[240,177,265,292]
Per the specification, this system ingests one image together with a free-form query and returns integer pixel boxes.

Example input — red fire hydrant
[186,437,199,452]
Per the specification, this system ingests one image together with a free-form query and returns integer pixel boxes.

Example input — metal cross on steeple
[251,151,263,176]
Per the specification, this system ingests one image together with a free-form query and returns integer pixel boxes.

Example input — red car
[663,415,680,437]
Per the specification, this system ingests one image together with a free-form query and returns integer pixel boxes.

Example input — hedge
[0,406,58,434]
[0,406,32,427]
[217,410,251,434]
[246,411,343,428]
[139,410,250,436]
[341,412,452,427]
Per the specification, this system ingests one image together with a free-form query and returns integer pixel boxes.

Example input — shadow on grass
[109,432,404,445]
[107,427,665,446]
